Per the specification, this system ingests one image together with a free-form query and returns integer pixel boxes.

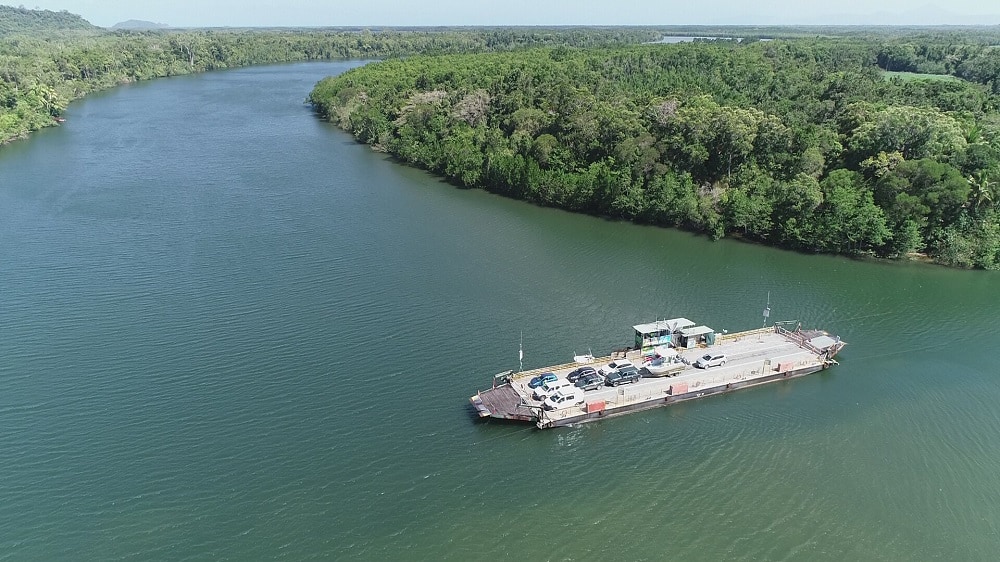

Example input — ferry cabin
[633,318,719,354]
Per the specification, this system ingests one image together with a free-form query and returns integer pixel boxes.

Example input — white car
[543,388,583,411]
[532,379,572,401]
[599,359,635,377]
[694,353,727,368]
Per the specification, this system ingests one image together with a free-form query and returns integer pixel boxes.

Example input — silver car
[694,353,727,368]
[599,359,635,377]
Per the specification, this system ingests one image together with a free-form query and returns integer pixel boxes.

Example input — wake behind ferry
[470,318,846,429]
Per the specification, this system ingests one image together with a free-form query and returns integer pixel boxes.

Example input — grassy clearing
[881,70,961,82]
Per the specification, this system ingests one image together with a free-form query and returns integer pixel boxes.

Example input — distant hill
[0,5,98,35]
[112,19,169,30]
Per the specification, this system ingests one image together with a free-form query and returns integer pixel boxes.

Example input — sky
[13,0,1000,28]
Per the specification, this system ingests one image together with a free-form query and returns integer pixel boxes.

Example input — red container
[586,401,606,413]
[670,382,688,395]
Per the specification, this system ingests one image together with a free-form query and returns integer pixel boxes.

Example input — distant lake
[1,60,999,560]
[653,35,739,43]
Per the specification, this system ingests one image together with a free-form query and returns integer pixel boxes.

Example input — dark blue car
[528,372,558,389]
[567,366,597,383]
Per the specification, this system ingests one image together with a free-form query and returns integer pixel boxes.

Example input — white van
[542,388,583,411]
[532,379,572,401]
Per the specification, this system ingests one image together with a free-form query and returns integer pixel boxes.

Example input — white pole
[762,291,771,329]
[519,331,523,373]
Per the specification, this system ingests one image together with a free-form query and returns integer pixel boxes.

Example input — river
[1,61,998,560]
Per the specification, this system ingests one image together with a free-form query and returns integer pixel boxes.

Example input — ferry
[470,318,846,429]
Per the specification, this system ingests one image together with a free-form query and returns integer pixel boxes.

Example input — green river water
[1,61,998,560]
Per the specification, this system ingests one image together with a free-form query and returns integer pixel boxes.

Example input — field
[881,70,962,81]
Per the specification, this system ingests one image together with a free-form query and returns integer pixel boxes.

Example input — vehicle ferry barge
[470,319,845,429]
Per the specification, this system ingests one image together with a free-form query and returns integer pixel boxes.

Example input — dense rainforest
[310,35,1000,268]
[0,5,659,144]
[5,5,1000,269]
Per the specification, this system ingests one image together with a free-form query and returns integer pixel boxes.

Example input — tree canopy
[311,36,1000,268]
[0,5,97,36]
[5,6,1000,269]
[0,9,660,145]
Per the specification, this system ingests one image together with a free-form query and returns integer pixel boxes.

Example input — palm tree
[967,170,997,215]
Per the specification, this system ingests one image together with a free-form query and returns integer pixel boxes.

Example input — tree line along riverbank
[6,5,1000,268]
[310,35,1000,269]
[0,5,659,146]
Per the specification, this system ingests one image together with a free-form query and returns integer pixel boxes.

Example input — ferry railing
[510,348,639,380]
[715,326,774,342]
[511,358,611,380]
[775,325,824,355]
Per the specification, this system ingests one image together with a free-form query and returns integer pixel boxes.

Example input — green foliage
[0,5,98,36]
[312,35,1000,267]
[843,103,967,164]
[812,170,890,255]
[7,7,1000,268]
[0,8,662,145]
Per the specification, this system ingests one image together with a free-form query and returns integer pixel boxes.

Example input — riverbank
[310,38,1000,270]
[0,14,659,146]
[1,29,352,146]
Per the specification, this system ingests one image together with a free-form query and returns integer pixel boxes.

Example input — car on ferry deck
[567,366,597,383]
[598,359,635,377]
[604,365,641,386]
[532,379,573,401]
[575,372,605,391]
[694,353,727,368]
[528,372,558,388]
[542,388,584,411]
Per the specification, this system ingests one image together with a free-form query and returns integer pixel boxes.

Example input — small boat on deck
[644,357,685,377]
[643,348,684,376]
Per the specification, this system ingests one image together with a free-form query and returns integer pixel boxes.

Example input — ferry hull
[469,323,845,430]
[536,363,825,428]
